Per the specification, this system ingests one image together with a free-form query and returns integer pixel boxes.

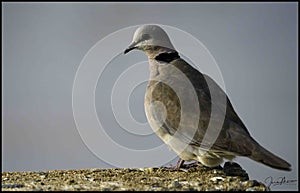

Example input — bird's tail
[250,142,291,171]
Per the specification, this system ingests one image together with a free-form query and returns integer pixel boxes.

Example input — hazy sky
[2,2,298,190]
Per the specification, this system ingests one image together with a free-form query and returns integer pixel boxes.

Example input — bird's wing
[168,58,256,155]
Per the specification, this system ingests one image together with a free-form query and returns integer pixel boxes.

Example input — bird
[124,24,291,171]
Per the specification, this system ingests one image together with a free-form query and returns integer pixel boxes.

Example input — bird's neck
[146,48,180,79]
[143,46,177,59]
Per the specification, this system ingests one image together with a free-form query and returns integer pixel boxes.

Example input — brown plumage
[124,25,291,171]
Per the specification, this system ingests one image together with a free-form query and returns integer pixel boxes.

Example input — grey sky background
[2,2,298,190]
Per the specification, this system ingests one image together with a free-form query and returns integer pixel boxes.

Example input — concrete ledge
[2,165,269,191]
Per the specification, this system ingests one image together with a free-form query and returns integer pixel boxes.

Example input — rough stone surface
[2,165,269,191]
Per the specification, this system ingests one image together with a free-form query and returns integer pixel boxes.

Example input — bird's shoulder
[169,58,250,135]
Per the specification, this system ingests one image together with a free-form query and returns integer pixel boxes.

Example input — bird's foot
[178,161,205,172]
[161,159,200,172]
[181,161,203,168]
[162,158,223,172]
[176,159,206,172]
[161,159,184,171]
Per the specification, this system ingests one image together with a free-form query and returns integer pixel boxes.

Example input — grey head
[124,25,175,54]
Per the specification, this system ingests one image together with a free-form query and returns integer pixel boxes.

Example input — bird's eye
[142,34,150,40]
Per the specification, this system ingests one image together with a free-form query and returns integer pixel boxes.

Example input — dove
[124,24,291,171]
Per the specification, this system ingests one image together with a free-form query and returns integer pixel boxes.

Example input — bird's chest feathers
[145,65,201,140]
[148,59,169,78]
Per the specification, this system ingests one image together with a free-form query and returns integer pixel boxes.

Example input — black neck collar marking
[155,52,180,63]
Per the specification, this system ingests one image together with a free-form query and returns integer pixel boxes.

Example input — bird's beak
[124,42,138,54]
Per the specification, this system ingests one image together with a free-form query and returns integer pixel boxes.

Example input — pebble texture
[2,164,269,191]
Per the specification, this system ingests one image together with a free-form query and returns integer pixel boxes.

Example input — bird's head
[124,25,175,55]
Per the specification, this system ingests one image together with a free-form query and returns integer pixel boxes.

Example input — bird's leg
[175,158,185,169]
[162,158,203,172]
[160,158,186,171]
[183,161,203,168]
[178,160,224,171]
[161,158,184,170]
[175,158,192,172]
[176,159,203,172]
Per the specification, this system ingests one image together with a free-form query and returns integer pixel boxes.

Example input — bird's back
[145,57,291,171]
